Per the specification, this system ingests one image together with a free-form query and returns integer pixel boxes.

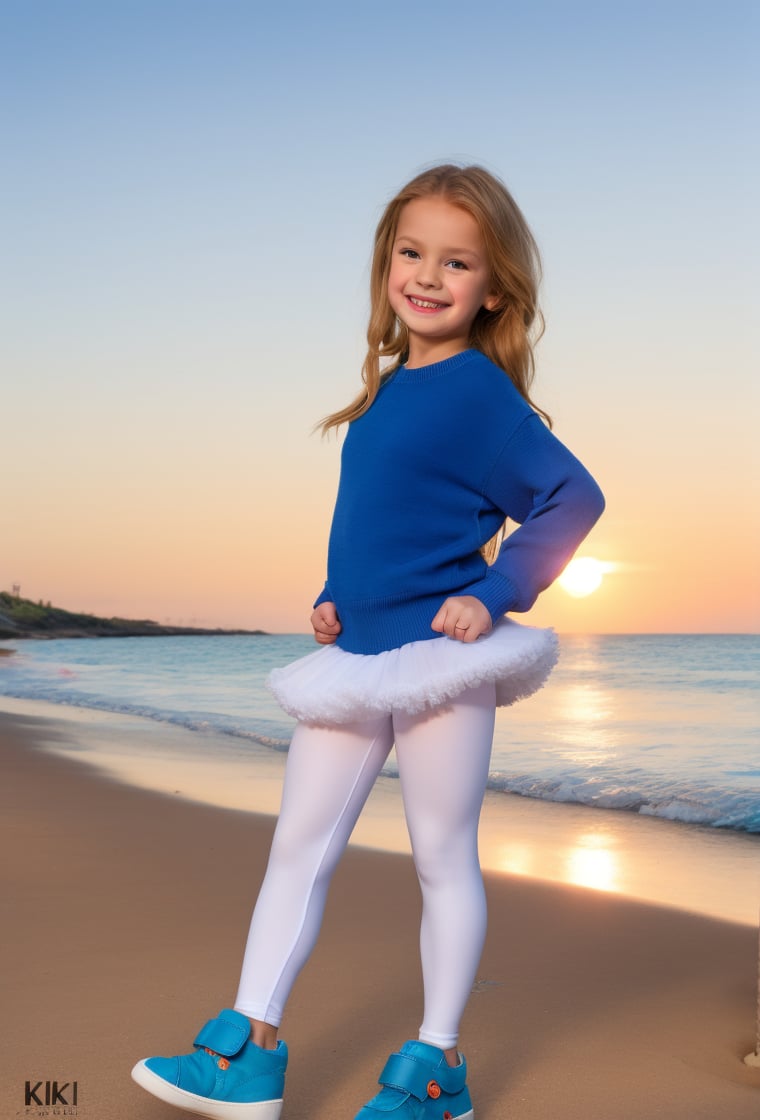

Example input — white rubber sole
[130,1061,283,1120]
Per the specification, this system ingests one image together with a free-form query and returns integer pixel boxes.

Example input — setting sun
[558,557,611,598]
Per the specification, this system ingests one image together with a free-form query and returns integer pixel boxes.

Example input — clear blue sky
[2,1,758,632]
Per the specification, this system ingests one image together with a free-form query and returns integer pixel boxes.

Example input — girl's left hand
[431,596,493,643]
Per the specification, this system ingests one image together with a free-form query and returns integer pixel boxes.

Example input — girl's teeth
[411,297,443,309]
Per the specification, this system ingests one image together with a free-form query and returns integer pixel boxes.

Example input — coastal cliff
[0,591,265,640]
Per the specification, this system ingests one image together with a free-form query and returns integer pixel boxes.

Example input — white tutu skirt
[267,618,559,725]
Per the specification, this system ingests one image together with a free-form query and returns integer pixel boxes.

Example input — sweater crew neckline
[394,349,479,384]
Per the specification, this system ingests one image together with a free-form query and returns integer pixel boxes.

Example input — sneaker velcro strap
[193,1009,250,1058]
[378,1053,430,1101]
[379,1051,464,1102]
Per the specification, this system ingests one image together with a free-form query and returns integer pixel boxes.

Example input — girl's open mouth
[406,295,448,312]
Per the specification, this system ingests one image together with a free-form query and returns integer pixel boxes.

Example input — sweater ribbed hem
[332,576,519,655]
[334,594,451,655]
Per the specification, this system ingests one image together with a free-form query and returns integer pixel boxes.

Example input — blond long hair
[320,163,550,436]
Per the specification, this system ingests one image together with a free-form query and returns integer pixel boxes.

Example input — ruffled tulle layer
[267,618,559,724]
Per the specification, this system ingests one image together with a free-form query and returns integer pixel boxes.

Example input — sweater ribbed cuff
[313,583,332,609]
[467,569,520,622]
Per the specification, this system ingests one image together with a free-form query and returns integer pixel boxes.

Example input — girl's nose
[414,259,441,288]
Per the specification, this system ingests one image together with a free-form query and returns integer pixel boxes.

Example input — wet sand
[1,707,759,1120]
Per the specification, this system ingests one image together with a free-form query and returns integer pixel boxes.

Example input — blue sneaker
[131,1008,287,1120]
[354,1040,474,1119]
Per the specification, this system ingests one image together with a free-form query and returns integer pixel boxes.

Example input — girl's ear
[483,292,501,312]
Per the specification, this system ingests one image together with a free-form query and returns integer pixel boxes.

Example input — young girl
[132,163,604,1120]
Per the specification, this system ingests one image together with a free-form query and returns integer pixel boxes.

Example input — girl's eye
[400,248,420,259]
[446,259,467,270]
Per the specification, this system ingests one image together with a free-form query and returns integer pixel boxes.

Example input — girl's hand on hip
[311,602,342,645]
[431,596,492,642]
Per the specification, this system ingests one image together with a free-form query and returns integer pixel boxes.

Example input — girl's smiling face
[388,195,498,368]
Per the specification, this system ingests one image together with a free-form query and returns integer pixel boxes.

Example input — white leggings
[235,681,496,1050]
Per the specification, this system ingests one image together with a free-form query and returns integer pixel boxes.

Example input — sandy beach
[2,706,759,1120]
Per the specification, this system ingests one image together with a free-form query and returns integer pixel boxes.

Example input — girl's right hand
[311,602,342,645]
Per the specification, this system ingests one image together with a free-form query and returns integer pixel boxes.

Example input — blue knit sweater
[315,349,605,654]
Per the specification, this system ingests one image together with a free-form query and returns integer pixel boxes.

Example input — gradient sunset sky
[2,1,758,634]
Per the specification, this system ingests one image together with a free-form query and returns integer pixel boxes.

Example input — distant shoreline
[2,627,268,641]
[0,590,265,641]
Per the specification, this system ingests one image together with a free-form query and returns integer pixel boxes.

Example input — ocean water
[1,633,758,833]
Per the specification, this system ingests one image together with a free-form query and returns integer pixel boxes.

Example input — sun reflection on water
[495,830,621,895]
[495,843,534,878]
[566,832,619,892]
[552,683,617,759]
[560,684,611,726]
